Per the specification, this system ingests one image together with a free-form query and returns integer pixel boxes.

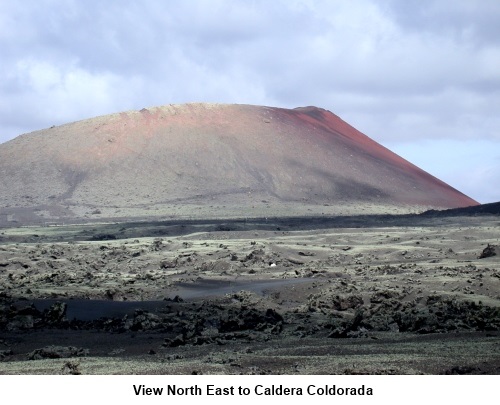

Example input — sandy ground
[0,214,499,374]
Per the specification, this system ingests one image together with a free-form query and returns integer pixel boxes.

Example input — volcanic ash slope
[0,103,478,224]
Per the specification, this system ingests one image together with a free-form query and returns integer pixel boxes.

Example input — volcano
[0,103,478,225]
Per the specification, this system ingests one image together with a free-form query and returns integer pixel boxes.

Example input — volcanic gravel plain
[0,207,499,375]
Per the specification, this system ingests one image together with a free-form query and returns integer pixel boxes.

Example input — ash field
[0,103,498,374]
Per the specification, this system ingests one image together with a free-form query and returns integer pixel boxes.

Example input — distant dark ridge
[1,205,498,245]
[421,201,500,217]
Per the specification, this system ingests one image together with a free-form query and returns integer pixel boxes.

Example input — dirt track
[0,213,499,374]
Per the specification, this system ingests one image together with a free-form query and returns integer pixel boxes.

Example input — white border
[1,375,497,404]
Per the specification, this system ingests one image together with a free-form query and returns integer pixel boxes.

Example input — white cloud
[1,58,142,131]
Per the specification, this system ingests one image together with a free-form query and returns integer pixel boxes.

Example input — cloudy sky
[1,0,499,203]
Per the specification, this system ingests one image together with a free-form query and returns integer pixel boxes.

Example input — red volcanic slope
[0,103,478,224]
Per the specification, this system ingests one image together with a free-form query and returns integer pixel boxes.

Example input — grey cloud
[386,0,500,46]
